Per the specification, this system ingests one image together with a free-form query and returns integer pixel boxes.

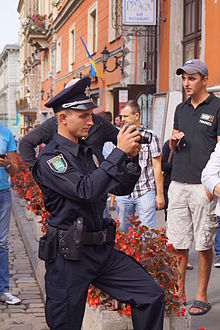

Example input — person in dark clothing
[32,77,165,329]
[19,112,119,169]
[161,140,173,221]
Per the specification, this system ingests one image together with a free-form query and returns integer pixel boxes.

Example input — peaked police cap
[44,76,96,113]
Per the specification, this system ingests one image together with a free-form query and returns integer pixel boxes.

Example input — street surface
[0,213,48,330]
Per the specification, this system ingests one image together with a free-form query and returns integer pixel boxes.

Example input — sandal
[186,262,194,270]
[189,300,211,316]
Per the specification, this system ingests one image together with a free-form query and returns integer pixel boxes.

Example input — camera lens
[136,127,152,144]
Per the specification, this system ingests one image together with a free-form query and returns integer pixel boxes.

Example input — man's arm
[100,115,118,145]
[19,117,57,168]
[161,140,173,173]
[0,152,18,176]
[88,114,119,150]
[152,156,165,210]
[202,141,220,198]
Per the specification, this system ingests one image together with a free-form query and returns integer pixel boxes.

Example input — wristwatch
[5,163,11,170]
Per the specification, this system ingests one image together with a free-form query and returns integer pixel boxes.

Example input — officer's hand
[117,125,141,156]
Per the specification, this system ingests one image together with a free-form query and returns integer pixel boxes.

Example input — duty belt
[40,219,116,262]
[57,226,115,246]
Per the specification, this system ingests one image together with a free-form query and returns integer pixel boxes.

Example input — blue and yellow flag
[80,37,102,78]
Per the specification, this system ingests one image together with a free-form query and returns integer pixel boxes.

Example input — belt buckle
[97,230,106,245]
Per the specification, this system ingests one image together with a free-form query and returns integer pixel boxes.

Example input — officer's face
[121,106,139,126]
[58,109,93,142]
[182,72,208,97]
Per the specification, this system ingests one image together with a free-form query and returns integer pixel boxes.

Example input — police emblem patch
[92,154,99,167]
[47,154,67,173]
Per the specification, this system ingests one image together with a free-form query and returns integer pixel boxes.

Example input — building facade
[0,44,20,136]
[17,0,220,143]
[17,0,43,136]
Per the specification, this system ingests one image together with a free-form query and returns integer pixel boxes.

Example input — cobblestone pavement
[0,213,48,330]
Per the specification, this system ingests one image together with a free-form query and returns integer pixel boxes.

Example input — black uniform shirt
[172,92,220,184]
[32,133,141,231]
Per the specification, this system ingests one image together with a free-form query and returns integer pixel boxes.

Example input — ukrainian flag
[80,37,102,78]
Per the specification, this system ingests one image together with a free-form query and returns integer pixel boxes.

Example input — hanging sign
[122,0,157,26]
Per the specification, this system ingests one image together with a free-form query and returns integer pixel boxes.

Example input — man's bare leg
[189,247,213,314]
[173,249,188,300]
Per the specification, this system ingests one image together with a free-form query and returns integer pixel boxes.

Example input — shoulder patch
[47,154,67,173]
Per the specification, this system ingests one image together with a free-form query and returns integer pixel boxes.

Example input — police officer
[32,77,165,330]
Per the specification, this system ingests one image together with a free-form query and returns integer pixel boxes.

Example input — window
[45,50,49,79]
[41,57,45,81]
[88,2,98,54]
[69,24,76,70]
[49,47,52,74]
[137,93,153,129]
[56,38,61,72]
[109,0,121,42]
[183,0,202,62]
[145,28,157,84]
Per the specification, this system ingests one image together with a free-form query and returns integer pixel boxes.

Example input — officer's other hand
[117,125,141,157]
[169,132,184,152]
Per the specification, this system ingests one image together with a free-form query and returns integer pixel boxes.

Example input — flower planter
[25,208,35,221]
[33,215,43,242]
[19,198,26,207]
[82,305,191,330]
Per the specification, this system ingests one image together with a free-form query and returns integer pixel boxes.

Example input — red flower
[166,243,173,252]
[181,307,186,316]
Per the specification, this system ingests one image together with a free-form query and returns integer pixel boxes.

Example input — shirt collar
[185,92,214,106]
[52,133,80,157]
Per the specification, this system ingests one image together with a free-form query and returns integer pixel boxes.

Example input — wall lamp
[101,46,124,73]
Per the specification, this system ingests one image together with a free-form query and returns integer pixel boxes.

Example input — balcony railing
[16,98,29,111]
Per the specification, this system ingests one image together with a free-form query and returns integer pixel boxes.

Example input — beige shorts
[167,181,218,251]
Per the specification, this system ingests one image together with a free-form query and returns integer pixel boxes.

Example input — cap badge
[85,86,91,97]
[92,154,99,168]
[47,154,67,173]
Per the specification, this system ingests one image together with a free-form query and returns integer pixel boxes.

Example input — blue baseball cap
[176,59,208,76]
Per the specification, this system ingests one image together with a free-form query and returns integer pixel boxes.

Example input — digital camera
[126,125,152,144]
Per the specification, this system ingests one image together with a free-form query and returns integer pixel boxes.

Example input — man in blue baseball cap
[168,59,220,316]
[32,76,165,330]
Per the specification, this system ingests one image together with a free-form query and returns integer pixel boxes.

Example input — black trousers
[45,244,165,330]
